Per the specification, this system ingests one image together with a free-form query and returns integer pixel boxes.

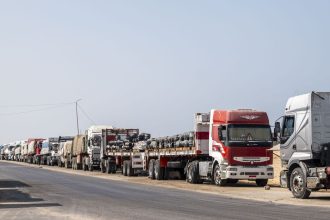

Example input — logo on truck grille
[240,115,260,120]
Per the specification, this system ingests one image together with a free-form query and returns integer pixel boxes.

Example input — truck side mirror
[273,122,281,140]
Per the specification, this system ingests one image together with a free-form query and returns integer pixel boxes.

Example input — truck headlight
[228,167,237,171]
[267,167,274,171]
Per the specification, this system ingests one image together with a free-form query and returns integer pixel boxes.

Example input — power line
[0,103,72,116]
[77,104,96,124]
[0,101,75,108]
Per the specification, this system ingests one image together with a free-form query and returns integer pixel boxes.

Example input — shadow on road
[309,196,330,200]
[0,179,62,209]
[0,202,62,209]
[0,180,30,188]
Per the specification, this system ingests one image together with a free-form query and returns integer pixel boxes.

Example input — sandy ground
[269,149,281,186]
[1,155,330,208]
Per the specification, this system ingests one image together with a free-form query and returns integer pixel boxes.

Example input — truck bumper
[92,160,100,166]
[222,165,274,180]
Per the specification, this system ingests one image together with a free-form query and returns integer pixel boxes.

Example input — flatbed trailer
[102,110,274,186]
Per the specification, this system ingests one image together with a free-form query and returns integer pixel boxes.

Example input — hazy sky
[0,1,329,143]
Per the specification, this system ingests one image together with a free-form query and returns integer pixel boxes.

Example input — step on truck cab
[275,92,330,199]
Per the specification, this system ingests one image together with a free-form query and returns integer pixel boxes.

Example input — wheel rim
[214,166,222,185]
[292,172,304,193]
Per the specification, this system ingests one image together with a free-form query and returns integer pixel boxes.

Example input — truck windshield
[227,124,272,147]
[91,135,101,147]
[42,142,49,149]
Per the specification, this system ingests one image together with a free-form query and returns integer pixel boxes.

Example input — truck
[50,136,74,166]
[58,140,73,168]
[38,138,58,165]
[102,109,274,186]
[38,136,74,166]
[25,138,44,164]
[70,135,86,170]
[83,125,113,171]
[4,143,15,160]
[1,144,9,160]
[275,92,330,199]
[100,128,145,174]
[0,145,3,160]
[21,141,28,162]
[14,141,25,161]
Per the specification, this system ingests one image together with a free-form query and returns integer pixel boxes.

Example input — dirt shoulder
[1,159,330,208]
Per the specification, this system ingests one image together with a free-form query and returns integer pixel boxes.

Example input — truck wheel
[101,162,105,173]
[127,161,134,177]
[83,161,87,171]
[88,163,93,172]
[105,161,110,174]
[123,161,128,176]
[111,163,117,174]
[187,161,199,184]
[154,159,164,180]
[256,179,268,187]
[149,159,155,180]
[213,164,227,186]
[290,167,311,199]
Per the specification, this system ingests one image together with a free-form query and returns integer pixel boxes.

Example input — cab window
[218,125,227,144]
[281,116,295,144]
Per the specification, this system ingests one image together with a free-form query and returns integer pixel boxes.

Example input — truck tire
[149,159,155,179]
[82,160,87,171]
[256,179,268,187]
[88,163,93,172]
[123,161,128,176]
[105,161,110,174]
[290,167,311,199]
[187,161,199,184]
[154,159,164,180]
[213,164,227,186]
[127,161,134,177]
[101,160,106,173]
[111,163,117,174]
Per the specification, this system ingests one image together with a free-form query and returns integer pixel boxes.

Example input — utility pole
[75,99,82,135]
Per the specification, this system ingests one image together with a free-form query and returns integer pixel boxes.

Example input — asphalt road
[1,161,330,220]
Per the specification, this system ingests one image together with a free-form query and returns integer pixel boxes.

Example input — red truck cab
[209,109,274,186]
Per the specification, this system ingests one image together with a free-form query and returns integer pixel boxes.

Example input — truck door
[280,115,296,162]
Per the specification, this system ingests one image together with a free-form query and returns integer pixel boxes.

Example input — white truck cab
[275,92,330,199]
